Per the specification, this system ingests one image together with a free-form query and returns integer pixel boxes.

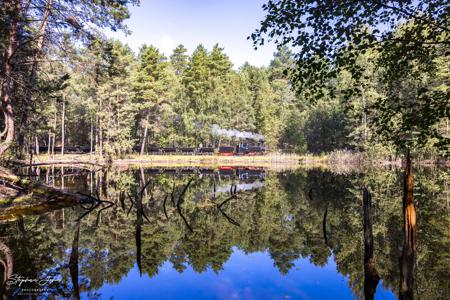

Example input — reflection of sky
[90,247,396,300]
[213,181,265,195]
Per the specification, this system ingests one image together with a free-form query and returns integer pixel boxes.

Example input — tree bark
[0,240,13,299]
[0,0,21,155]
[399,150,416,300]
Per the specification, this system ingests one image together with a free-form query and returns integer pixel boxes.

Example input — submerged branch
[0,167,93,222]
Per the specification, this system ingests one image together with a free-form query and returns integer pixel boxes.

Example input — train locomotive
[148,142,265,156]
[31,142,266,156]
[218,143,265,155]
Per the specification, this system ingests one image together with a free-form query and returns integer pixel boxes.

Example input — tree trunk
[90,117,94,154]
[51,132,55,159]
[399,150,416,300]
[69,221,80,300]
[51,108,56,159]
[135,187,143,276]
[139,166,148,197]
[98,98,103,157]
[35,136,39,155]
[61,93,65,155]
[140,124,148,156]
[18,0,53,156]
[322,205,328,246]
[61,166,64,189]
[0,0,21,155]
[363,187,380,300]
[47,131,51,156]
[95,114,99,155]
[0,240,13,299]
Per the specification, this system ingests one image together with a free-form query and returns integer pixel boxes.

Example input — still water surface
[0,165,448,299]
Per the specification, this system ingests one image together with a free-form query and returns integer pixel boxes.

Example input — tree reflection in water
[0,165,447,299]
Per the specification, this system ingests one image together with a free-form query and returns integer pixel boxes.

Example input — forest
[0,1,448,161]
[0,1,448,300]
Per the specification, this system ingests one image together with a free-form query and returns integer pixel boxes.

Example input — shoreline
[9,153,448,170]
[24,153,303,167]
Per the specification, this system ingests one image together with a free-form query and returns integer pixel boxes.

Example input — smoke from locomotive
[211,124,264,141]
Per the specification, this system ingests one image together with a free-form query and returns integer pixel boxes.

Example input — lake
[0,165,448,299]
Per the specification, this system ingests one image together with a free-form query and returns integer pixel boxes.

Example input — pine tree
[170,44,189,76]
[98,40,137,158]
[135,45,173,151]
[209,44,232,78]
[182,44,211,114]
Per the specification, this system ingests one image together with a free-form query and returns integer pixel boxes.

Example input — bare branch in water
[163,194,169,219]
[141,208,151,223]
[140,179,152,201]
[176,179,194,232]
[323,205,328,246]
[76,192,114,225]
[95,201,114,227]
[308,188,313,201]
[217,195,240,226]
[177,203,193,233]
[177,179,193,206]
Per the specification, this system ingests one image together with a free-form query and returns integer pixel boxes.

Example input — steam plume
[211,124,264,141]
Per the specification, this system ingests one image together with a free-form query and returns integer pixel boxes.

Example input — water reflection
[0,165,448,299]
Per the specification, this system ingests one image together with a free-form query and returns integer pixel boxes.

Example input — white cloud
[158,34,176,56]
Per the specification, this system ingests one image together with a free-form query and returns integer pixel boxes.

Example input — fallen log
[0,167,94,222]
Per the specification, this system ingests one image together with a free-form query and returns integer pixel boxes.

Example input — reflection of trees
[0,166,447,299]
[400,154,416,300]
[69,221,80,300]
[363,188,380,300]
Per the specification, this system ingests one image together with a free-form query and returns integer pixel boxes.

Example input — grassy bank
[16,151,448,170]
[28,153,302,168]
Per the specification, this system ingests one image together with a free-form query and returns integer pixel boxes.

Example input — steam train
[147,143,266,155]
[32,143,266,156]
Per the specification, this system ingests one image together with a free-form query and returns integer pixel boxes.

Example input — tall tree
[251,0,449,156]
[209,44,233,78]
[170,44,189,76]
[0,0,139,155]
[135,45,172,153]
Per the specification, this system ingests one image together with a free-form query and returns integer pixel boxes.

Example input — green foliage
[252,0,449,156]
[0,0,140,155]
[170,44,189,76]
[304,100,350,154]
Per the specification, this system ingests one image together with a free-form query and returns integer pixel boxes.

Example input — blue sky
[107,0,277,68]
